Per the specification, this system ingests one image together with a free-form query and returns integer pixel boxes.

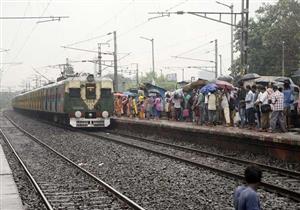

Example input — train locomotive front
[12,74,114,128]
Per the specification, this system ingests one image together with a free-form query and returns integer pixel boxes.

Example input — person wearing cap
[269,85,287,132]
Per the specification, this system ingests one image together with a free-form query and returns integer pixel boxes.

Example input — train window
[86,84,96,99]
[69,88,81,97]
[101,88,111,98]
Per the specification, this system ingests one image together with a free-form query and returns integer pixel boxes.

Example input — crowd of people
[114,81,298,133]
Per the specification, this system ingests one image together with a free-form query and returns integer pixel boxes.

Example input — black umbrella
[240,73,260,81]
[274,77,293,84]
[217,75,233,83]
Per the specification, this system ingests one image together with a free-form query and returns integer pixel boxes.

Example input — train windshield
[69,88,81,97]
[101,88,111,98]
[86,84,96,99]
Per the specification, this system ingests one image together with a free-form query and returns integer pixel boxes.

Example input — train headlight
[102,111,109,118]
[75,111,82,118]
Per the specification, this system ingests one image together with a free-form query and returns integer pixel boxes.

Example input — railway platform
[112,117,300,161]
[0,144,24,210]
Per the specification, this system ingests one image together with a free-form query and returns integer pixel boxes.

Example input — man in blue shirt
[283,82,294,129]
[234,165,262,210]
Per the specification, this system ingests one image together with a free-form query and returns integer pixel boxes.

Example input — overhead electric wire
[6,0,53,72]
[175,41,214,57]
[63,33,109,47]
[165,0,189,12]
[9,1,31,50]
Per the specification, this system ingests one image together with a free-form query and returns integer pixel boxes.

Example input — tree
[231,0,300,77]
[140,71,177,90]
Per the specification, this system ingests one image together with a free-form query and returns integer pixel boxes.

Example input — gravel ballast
[5,110,300,209]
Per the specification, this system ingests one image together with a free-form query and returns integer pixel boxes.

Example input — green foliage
[232,0,300,77]
[140,71,177,91]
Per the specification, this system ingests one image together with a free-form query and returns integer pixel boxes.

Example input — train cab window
[101,88,112,98]
[86,84,96,99]
[69,88,81,97]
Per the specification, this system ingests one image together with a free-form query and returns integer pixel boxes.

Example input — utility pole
[219,54,222,76]
[282,41,285,77]
[140,36,155,81]
[97,43,109,77]
[216,1,234,70]
[215,39,218,79]
[131,63,139,86]
[98,43,102,77]
[149,1,248,74]
[245,0,249,74]
[113,31,118,92]
[241,0,245,74]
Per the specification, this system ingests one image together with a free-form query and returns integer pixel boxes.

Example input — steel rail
[5,116,145,210]
[110,132,300,178]
[82,131,300,202]
[0,129,54,210]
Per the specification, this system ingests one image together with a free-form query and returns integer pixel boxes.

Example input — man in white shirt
[245,85,255,127]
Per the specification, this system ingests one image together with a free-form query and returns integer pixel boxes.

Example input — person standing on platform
[257,86,271,132]
[208,91,217,126]
[245,85,255,128]
[197,92,206,125]
[114,96,123,117]
[144,97,151,120]
[154,94,162,120]
[269,86,287,132]
[234,165,262,210]
[221,89,231,126]
[165,94,171,120]
[283,82,294,129]
[238,84,247,128]
[173,94,182,121]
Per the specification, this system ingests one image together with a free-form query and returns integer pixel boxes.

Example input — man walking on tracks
[234,165,262,210]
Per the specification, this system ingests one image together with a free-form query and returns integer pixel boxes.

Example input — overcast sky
[0,0,278,91]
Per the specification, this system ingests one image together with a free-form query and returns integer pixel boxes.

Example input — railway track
[81,130,300,202]
[1,117,145,210]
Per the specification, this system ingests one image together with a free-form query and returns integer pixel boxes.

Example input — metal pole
[219,54,222,76]
[113,31,118,92]
[151,38,155,80]
[230,4,234,70]
[241,0,245,74]
[245,0,249,74]
[215,39,218,79]
[98,43,102,77]
[136,64,139,86]
[282,41,285,77]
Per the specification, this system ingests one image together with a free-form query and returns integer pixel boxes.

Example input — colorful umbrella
[114,92,124,97]
[240,73,260,81]
[215,80,234,90]
[199,83,218,94]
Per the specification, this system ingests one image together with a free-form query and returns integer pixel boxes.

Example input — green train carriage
[12,74,114,128]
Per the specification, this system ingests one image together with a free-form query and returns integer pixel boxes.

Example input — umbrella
[217,75,233,83]
[114,92,124,97]
[274,77,293,84]
[215,80,234,90]
[123,91,137,97]
[240,73,260,81]
[199,83,218,94]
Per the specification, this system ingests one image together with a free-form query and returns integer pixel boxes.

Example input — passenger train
[12,73,114,127]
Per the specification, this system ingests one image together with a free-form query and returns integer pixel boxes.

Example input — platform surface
[113,117,300,146]
[0,144,24,210]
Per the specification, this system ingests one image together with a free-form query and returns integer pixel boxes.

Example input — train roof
[15,74,112,97]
